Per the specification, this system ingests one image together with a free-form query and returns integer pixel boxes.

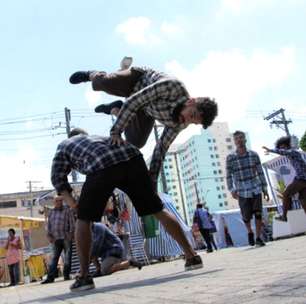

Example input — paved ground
[2,235,306,304]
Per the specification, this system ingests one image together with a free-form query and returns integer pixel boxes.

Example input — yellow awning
[0,215,45,229]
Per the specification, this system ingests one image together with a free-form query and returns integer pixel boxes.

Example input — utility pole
[64,107,77,183]
[264,108,292,136]
[153,123,168,193]
[26,181,41,217]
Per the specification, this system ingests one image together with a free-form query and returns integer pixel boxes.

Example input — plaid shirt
[269,148,306,180]
[226,150,268,198]
[47,206,75,240]
[110,67,189,184]
[51,135,141,193]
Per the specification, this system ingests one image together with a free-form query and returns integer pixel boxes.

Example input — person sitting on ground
[91,222,142,277]
[69,63,218,191]
[51,128,203,292]
[263,136,306,221]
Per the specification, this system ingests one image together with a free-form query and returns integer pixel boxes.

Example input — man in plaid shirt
[69,63,218,190]
[263,136,306,221]
[41,195,75,284]
[226,131,269,247]
[51,128,203,292]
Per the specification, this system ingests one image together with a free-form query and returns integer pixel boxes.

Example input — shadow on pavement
[20,269,223,303]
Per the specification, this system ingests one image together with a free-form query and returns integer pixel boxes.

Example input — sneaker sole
[70,283,95,292]
[185,263,203,271]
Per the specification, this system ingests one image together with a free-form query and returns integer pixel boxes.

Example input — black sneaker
[255,237,266,247]
[248,232,255,246]
[70,276,95,292]
[69,71,92,84]
[275,215,287,222]
[95,100,124,115]
[41,278,54,284]
[129,259,143,270]
[185,255,203,271]
[92,270,102,278]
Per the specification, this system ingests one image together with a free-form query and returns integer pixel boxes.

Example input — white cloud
[160,22,182,36]
[164,47,296,122]
[115,17,161,46]
[115,17,183,46]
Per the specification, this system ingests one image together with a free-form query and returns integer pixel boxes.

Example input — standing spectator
[226,131,269,247]
[263,136,306,221]
[208,212,218,250]
[193,204,214,253]
[5,228,21,286]
[41,195,75,284]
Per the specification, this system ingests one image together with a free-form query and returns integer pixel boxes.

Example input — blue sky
[0,0,305,193]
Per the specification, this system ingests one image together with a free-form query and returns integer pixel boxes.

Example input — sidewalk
[1,235,306,304]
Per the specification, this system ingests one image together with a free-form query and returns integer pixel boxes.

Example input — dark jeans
[91,68,155,148]
[8,262,20,285]
[199,228,213,251]
[47,239,72,280]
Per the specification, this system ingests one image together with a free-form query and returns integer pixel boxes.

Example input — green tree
[300,131,306,151]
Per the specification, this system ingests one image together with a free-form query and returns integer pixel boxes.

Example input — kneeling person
[91,223,141,277]
[51,128,203,292]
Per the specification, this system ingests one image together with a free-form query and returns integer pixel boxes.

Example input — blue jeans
[47,239,72,280]
[8,262,20,285]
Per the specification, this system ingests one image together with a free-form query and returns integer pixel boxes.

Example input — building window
[224,201,228,206]
[218,194,222,199]
[213,139,216,143]
[208,139,211,143]
[216,186,220,190]
[209,147,213,151]
[226,137,231,142]
[218,170,222,174]
[213,170,217,175]
[223,193,227,198]
[0,201,17,208]
[219,203,223,207]
[227,145,233,150]
[210,155,214,158]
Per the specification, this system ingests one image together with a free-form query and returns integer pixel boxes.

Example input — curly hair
[275,136,291,149]
[196,97,218,129]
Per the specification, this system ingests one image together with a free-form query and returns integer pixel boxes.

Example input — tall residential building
[159,122,240,225]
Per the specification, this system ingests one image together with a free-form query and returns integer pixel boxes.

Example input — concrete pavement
[1,235,306,304]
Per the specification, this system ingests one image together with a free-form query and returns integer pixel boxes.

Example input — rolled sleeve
[255,154,268,191]
[51,147,73,194]
[226,155,235,193]
[149,127,179,188]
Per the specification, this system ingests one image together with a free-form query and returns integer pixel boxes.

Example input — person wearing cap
[69,65,218,191]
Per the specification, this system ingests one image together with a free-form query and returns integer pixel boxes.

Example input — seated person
[91,223,141,277]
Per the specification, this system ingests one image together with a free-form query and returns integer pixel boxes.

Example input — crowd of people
[1,60,305,292]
